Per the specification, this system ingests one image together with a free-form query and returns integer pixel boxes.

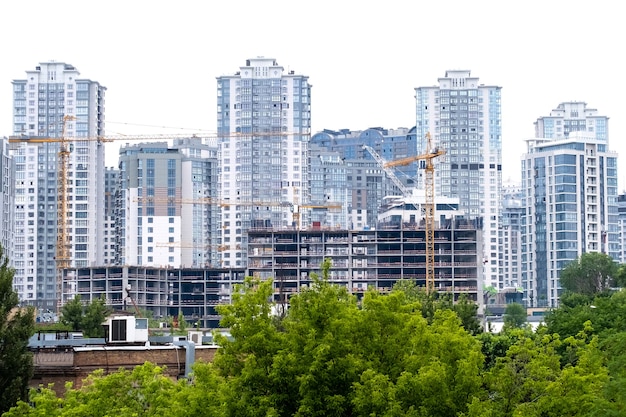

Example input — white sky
[1,0,624,187]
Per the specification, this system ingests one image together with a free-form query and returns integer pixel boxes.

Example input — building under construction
[247,217,483,306]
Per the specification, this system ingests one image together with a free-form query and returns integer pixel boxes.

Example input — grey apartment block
[498,184,524,290]
[117,138,220,269]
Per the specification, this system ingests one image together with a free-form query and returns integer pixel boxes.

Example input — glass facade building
[521,133,618,307]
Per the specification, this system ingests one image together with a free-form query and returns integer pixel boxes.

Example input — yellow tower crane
[384,132,445,294]
[56,115,76,313]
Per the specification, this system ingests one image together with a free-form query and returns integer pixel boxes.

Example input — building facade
[247,221,483,306]
[0,137,14,262]
[103,167,119,265]
[11,62,106,308]
[310,126,418,189]
[618,193,626,264]
[521,132,619,307]
[415,70,502,287]
[534,101,608,141]
[308,146,350,229]
[216,58,311,267]
[309,127,419,229]
[498,183,524,290]
[117,138,220,268]
[72,266,246,329]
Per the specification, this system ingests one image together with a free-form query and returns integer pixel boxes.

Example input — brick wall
[31,345,218,394]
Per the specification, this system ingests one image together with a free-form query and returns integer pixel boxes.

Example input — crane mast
[56,115,75,313]
[384,132,445,294]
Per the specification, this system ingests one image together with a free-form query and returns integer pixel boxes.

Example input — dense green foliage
[560,252,619,295]
[6,258,626,416]
[60,295,108,338]
[0,246,35,414]
[503,302,526,330]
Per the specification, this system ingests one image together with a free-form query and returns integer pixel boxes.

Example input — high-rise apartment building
[415,70,502,287]
[117,138,220,268]
[11,62,106,308]
[0,137,14,261]
[521,131,618,307]
[308,145,350,229]
[216,58,311,267]
[499,183,523,290]
[618,193,626,264]
[103,167,119,265]
[534,102,608,141]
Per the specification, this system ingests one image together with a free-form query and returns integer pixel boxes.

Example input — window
[110,319,127,341]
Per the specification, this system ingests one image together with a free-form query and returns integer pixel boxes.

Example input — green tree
[0,245,35,414]
[468,329,611,416]
[60,295,108,337]
[177,311,187,334]
[560,252,618,296]
[60,295,83,332]
[82,297,108,338]
[205,259,486,417]
[454,293,482,335]
[503,302,527,330]
[545,290,626,342]
[4,362,181,417]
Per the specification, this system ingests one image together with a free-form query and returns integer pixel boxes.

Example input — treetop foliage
[60,295,109,338]
[6,259,626,416]
[560,252,620,296]
[0,246,35,415]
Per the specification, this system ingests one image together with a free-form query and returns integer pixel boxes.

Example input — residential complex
[2,60,622,313]
[521,131,618,307]
[10,62,106,309]
[415,70,502,288]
